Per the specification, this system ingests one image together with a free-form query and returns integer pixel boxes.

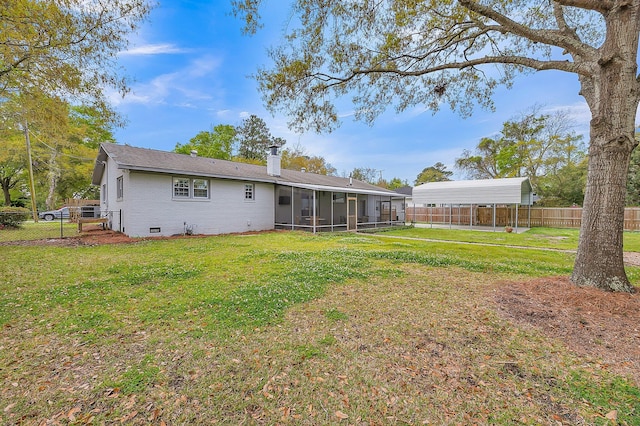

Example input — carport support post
[515,204,519,233]
[430,205,433,228]
[449,204,452,229]
[60,214,63,238]
[469,204,473,229]
[493,204,496,232]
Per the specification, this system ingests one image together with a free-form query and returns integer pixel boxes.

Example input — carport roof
[412,177,533,205]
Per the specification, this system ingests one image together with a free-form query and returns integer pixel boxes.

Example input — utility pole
[23,121,38,222]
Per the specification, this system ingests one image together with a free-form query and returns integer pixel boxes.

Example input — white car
[38,207,70,221]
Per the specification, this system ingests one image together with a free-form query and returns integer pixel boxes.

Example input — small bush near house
[0,206,31,228]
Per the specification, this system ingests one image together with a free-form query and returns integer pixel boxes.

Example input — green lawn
[0,220,77,242]
[2,231,639,424]
[380,225,640,252]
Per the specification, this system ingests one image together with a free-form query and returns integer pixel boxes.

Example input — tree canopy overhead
[236,0,623,132]
[1,0,152,114]
[235,0,640,292]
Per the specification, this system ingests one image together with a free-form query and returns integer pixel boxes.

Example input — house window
[193,179,209,198]
[116,176,123,200]
[172,177,210,199]
[244,184,255,200]
[173,178,190,198]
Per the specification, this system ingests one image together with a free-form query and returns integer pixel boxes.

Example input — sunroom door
[347,196,357,230]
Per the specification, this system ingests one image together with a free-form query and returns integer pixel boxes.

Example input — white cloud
[120,43,188,56]
[215,109,232,119]
[111,56,222,107]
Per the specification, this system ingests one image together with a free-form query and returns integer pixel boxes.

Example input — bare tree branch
[554,0,614,13]
[314,55,584,90]
[459,0,596,59]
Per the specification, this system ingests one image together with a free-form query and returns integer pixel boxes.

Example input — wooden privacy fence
[406,206,640,231]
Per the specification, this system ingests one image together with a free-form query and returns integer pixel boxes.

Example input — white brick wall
[108,169,274,237]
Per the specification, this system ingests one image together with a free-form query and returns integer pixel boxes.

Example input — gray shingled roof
[394,185,413,196]
[92,144,400,196]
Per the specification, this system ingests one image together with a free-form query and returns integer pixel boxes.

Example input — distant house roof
[394,186,413,196]
[92,144,401,197]
[412,177,533,205]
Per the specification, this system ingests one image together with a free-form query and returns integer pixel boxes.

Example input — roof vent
[301,167,306,173]
[190,150,198,157]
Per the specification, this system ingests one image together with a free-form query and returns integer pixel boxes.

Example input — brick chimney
[267,144,281,177]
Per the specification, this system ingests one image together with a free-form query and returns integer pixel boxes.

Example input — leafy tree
[0,0,145,208]
[378,177,410,190]
[415,162,453,185]
[68,106,117,149]
[537,158,588,206]
[456,138,512,180]
[236,1,640,291]
[236,115,285,162]
[349,167,380,185]
[456,109,587,206]
[0,133,26,206]
[1,93,116,209]
[281,144,337,175]
[0,0,151,116]
[175,125,237,160]
[456,108,584,189]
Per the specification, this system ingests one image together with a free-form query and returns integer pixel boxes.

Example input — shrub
[0,207,31,228]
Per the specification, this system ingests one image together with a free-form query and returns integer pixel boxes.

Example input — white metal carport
[411,177,534,232]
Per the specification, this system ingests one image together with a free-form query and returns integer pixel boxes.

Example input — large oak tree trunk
[571,135,635,292]
[571,3,639,292]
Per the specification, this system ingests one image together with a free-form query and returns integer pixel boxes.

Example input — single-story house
[91,143,405,237]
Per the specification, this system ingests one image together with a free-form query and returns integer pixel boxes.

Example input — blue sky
[111,0,603,184]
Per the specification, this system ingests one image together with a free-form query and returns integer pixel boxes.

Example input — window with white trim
[173,177,190,198]
[193,179,209,198]
[244,183,255,200]
[172,177,210,199]
[116,176,123,200]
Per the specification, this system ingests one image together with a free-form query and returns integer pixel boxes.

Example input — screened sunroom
[274,184,406,232]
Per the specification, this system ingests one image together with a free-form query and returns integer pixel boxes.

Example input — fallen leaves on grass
[334,410,349,419]
[493,276,640,385]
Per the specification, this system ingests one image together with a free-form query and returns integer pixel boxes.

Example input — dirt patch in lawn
[1,228,283,247]
[1,229,137,246]
[493,276,640,385]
